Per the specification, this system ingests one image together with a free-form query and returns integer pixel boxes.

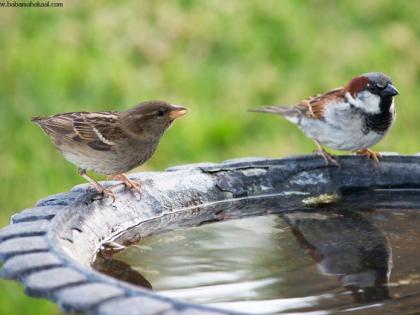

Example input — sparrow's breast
[299,102,394,151]
[60,138,159,175]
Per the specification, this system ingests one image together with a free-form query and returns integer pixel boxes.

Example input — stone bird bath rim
[1,154,420,315]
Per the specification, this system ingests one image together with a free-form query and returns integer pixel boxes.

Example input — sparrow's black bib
[363,96,394,134]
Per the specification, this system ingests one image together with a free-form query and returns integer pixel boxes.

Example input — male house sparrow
[32,101,188,200]
[250,72,399,165]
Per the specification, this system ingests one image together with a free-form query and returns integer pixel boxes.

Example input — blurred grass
[0,0,419,314]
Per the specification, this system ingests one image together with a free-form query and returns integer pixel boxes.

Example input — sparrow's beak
[169,105,189,120]
[382,84,399,97]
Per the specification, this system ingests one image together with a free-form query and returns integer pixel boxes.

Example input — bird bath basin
[1,155,420,315]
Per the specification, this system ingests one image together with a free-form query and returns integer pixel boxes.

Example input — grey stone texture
[1,252,62,279]
[0,155,419,314]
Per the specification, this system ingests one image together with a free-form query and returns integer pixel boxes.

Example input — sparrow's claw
[355,148,381,164]
[99,187,116,203]
[313,140,340,167]
[111,174,142,195]
[124,178,141,193]
[315,149,341,167]
[78,168,117,202]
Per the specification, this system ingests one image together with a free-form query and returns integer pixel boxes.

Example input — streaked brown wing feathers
[33,113,79,136]
[83,112,127,142]
[33,111,126,151]
[297,87,345,120]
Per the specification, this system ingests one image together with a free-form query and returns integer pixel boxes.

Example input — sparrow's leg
[355,148,381,164]
[110,173,141,194]
[313,140,340,167]
[77,168,116,202]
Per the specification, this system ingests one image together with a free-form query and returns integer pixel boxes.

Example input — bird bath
[1,154,420,315]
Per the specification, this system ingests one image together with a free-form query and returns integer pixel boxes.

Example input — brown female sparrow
[32,101,189,200]
[250,72,399,166]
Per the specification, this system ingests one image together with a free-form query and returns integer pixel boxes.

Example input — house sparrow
[250,72,399,165]
[32,101,189,200]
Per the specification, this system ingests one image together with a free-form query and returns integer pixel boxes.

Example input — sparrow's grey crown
[362,72,393,87]
[360,72,398,98]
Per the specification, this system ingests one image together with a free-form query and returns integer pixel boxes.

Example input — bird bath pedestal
[1,154,420,315]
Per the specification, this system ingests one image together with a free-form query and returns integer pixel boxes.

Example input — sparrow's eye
[157,109,165,117]
[375,83,386,89]
[366,83,377,92]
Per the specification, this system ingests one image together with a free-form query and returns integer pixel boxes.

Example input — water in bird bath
[92,192,420,314]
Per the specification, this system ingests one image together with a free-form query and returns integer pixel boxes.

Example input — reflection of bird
[283,210,392,303]
[250,72,399,165]
[32,101,188,200]
[93,253,152,290]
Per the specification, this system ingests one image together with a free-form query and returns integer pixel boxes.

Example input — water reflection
[92,195,420,314]
[92,253,152,289]
[283,210,391,303]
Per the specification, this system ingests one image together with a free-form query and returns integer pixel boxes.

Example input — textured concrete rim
[1,154,420,315]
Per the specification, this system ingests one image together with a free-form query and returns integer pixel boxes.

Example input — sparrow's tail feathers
[248,106,295,115]
[248,106,301,124]
[31,116,49,123]
[31,116,75,139]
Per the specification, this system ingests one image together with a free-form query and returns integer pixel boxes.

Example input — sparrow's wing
[249,87,345,123]
[296,87,345,120]
[32,111,125,151]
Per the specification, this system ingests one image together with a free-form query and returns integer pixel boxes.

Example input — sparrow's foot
[111,174,142,195]
[78,168,116,203]
[98,187,116,203]
[355,148,381,164]
[315,150,341,167]
[313,140,340,167]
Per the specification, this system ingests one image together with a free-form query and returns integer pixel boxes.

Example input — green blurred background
[0,0,419,313]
